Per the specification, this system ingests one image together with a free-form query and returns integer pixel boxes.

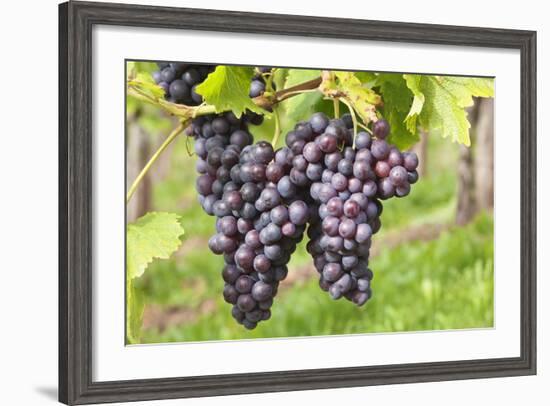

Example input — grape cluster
[279,114,418,306]
[192,116,293,329]
[152,62,215,105]
[249,67,273,98]
[205,140,313,329]
[272,114,372,305]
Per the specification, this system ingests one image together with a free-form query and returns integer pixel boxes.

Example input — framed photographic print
[59,1,537,404]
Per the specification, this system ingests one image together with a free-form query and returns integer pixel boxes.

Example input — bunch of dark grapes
[175,63,298,329]
[279,113,419,306]
[152,62,215,105]
[249,67,273,98]
[206,141,310,329]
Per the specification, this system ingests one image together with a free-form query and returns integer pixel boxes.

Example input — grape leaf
[333,72,381,125]
[354,71,378,86]
[283,69,322,122]
[126,212,184,344]
[127,72,166,100]
[403,75,494,146]
[126,278,144,344]
[376,74,419,150]
[454,76,494,97]
[272,68,289,92]
[127,212,185,279]
[402,75,424,133]
[195,66,267,118]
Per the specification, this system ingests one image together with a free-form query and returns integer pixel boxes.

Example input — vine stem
[128,76,322,120]
[126,122,186,204]
[274,88,318,99]
[357,121,373,134]
[333,99,340,118]
[265,68,275,93]
[272,107,282,147]
[339,98,359,148]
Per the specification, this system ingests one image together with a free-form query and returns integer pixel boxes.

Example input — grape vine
[126,61,493,334]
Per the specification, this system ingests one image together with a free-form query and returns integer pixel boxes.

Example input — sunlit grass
[140,213,493,343]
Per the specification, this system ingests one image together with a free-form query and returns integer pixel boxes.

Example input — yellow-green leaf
[126,278,144,344]
[334,72,381,124]
[403,75,425,133]
[195,66,267,118]
[375,74,419,150]
[403,75,494,146]
[283,69,322,121]
[127,212,185,279]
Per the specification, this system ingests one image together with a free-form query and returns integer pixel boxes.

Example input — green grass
[140,213,493,343]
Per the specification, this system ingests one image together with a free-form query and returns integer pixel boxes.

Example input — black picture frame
[59,1,537,404]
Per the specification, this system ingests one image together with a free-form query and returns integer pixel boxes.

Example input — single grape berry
[373,119,390,139]
[389,166,408,186]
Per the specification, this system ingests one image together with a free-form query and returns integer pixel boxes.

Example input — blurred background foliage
[127,62,494,344]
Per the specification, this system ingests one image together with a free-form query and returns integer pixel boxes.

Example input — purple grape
[343,200,360,218]
[237,294,256,312]
[322,216,340,236]
[310,112,330,133]
[355,131,372,149]
[219,216,238,236]
[408,170,419,184]
[378,178,395,199]
[375,161,391,178]
[303,142,323,163]
[403,152,419,171]
[389,165,408,186]
[355,223,372,243]
[339,219,357,239]
[326,197,344,217]
[371,139,390,160]
[396,182,411,197]
[373,119,390,139]
[288,200,309,225]
[317,134,338,153]
[387,148,403,167]
[331,173,348,191]
[235,275,254,293]
[251,281,273,301]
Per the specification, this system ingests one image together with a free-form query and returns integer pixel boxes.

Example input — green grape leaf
[127,72,166,100]
[376,74,419,150]
[195,66,267,118]
[272,68,289,92]
[403,75,494,146]
[455,76,494,97]
[331,72,382,124]
[127,212,185,279]
[354,71,378,86]
[402,75,425,133]
[283,69,322,122]
[126,278,144,344]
